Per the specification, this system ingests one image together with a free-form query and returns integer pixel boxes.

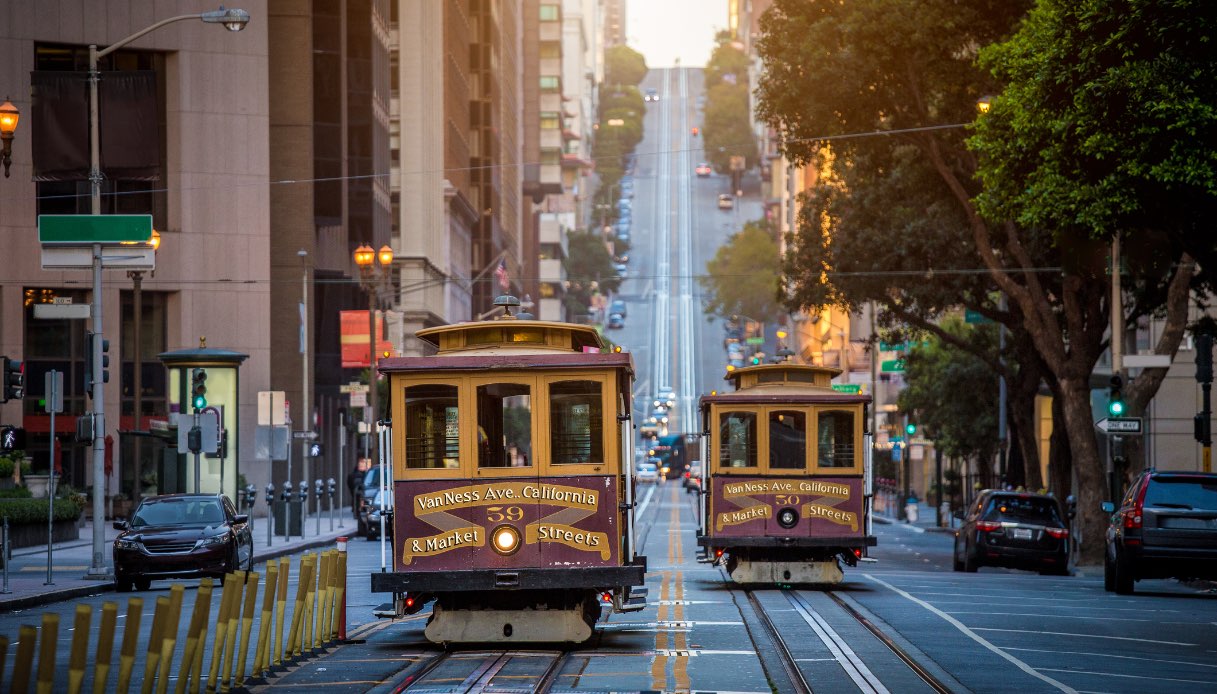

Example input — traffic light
[1107,375,1125,416]
[84,332,110,398]
[2,357,24,402]
[750,355,761,366]
[905,422,917,436]
[191,368,208,410]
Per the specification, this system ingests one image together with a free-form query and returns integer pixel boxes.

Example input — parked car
[356,466,384,535]
[717,193,735,210]
[636,462,660,485]
[365,488,394,540]
[1103,470,1217,594]
[610,299,628,318]
[953,491,1070,575]
[695,162,712,177]
[607,312,625,329]
[683,464,703,494]
[613,263,628,277]
[113,493,253,592]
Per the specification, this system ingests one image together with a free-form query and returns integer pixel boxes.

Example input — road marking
[1002,647,1217,669]
[786,590,888,694]
[946,611,1158,622]
[635,484,657,518]
[1037,668,1217,684]
[865,573,1077,693]
[970,627,1195,646]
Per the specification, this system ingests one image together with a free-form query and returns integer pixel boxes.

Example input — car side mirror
[1100,501,1115,514]
[233,514,249,524]
[112,520,128,530]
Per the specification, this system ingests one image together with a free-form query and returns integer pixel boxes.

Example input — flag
[495,258,510,291]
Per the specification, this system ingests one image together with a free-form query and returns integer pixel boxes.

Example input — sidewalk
[872,499,957,535]
[0,506,358,612]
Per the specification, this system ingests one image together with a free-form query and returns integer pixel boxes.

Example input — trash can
[273,500,303,537]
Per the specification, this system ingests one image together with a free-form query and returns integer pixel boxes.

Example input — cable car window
[817,410,855,468]
[404,384,460,469]
[549,380,603,465]
[477,383,533,468]
[769,410,806,469]
[719,411,757,468]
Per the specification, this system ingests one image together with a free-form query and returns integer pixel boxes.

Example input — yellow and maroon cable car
[370,297,647,644]
[697,363,876,584]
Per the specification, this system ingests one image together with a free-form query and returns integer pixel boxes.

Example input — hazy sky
[627,0,730,68]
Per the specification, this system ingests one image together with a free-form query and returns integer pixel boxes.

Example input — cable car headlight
[491,524,522,556]
[777,507,799,529]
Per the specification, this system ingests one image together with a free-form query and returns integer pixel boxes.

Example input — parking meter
[298,480,308,501]
[326,478,337,531]
[1066,494,1077,520]
[265,483,276,506]
[244,484,257,510]
[281,481,293,502]
[314,478,324,500]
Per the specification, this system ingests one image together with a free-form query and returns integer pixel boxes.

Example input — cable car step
[373,602,398,619]
[620,586,649,612]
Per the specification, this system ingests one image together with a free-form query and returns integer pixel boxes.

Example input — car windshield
[362,467,381,489]
[982,496,1062,525]
[132,498,225,528]
[1145,477,1217,509]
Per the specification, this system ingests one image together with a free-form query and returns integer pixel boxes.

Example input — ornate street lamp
[354,244,393,467]
[0,97,19,178]
[127,229,161,503]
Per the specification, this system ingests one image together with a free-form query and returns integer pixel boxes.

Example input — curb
[873,515,956,535]
[0,531,350,613]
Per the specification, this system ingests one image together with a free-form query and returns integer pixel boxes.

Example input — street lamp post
[0,97,19,177]
[84,6,249,580]
[354,245,394,470]
[126,230,160,506]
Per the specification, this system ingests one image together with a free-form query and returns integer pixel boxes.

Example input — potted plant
[0,452,16,488]
[24,461,50,498]
[111,493,131,519]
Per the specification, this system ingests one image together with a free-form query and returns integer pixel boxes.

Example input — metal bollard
[155,584,185,694]
[67,604,92,694]
[252,561,279,680]
[235,571,261,687]
[93,602,118,694]
[36,612,60,694]
[140,596,170,694]
[115,598,144,694]
[175,578,214,694]
[208,573,239,692]
[12,624,37,694]
[266,484,276,547]
[336,537,348,641]
[273,556,290,667]
[2,516,10,594]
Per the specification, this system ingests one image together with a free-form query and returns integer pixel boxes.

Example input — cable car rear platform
[371,558,647,593]
[695,535,877,548]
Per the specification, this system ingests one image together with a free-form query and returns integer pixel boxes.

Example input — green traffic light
[905,423,916,435]
[193,395,207,410]
[1108,399,1125,416]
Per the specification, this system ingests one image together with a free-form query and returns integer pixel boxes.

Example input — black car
[356,466,384,535]
[365,488,394,541]
[113,494,253,591]
[1103,470,1217,594]
[953,491,1071,575]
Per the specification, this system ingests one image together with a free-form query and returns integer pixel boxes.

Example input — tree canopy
[604,45,648,87]
[564,230,621,317]
[699,220,783,325]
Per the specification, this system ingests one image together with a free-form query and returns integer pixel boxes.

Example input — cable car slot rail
[402,650,570,693]
[744,590,812,694]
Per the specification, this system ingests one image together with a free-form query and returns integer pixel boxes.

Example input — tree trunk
[1010,403,1043,491]
[1049,393,1072,499]
[1059,376,1107,565]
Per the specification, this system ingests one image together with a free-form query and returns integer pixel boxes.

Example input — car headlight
[115,538,141,550]
[200,533,230,547]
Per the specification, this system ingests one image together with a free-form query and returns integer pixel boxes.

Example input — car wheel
[963,544,980,573]
[135,578,151,591]
[1113,548,1135,595]
[115,577,133,593]
[952,541,964,572]
[1103,551,1116,592]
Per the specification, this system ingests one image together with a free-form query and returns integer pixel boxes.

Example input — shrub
[0,488,32,499]
[0,497,82,524]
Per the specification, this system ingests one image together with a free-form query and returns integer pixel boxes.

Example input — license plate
[1011,528,1032,540]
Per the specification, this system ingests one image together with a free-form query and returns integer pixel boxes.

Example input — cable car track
[745,588,952,694]
[401,649,571,693]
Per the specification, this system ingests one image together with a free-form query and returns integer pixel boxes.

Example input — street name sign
[880,358,906,373]
[1096,417,1143,435]
[831,384,862,394]
[339,383,369,394]
[292,430,318,440]
[38,214,153,244]
[745,337,765,345]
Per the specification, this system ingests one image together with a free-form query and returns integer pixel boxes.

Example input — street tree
[604,45,648,87]
[700,220,783,326]
[564,230,621,317]
[705,30,750,89]
[703,83,757,173]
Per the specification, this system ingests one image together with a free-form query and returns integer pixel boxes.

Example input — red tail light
[976,521,1002,532]
[684,472,690,478]
[853,548,862,558]
[1124,482,1149,530]
[405,596,415,608]
[1045,527,1069,539]
[714,548,724,557]
[602,592,613,602]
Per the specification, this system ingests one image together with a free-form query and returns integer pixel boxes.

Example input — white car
[636,463,659,484]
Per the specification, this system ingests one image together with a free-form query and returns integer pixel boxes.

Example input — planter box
[0,519,81,564]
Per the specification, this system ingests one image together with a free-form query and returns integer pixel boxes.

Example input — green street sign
[831,384,862,394]
[38,214,153,245]
[879,340,904,351]
[745,337,765,345]
[881,358,906,373]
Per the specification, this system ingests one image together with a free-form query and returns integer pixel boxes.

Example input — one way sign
[1096,417,1143,435]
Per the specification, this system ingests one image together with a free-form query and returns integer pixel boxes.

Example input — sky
[627,0,729,68]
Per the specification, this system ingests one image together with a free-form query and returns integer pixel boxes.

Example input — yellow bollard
[189,605,208,694]
[318,551,333,647]
[36,611,61,694]
[220,573,246,693]
[93,602,119,694]
[313,552,330,650]
[252,562,278,679]
[155,584,186,694]
[12,625,37,694]
[297,555,317,657]
[175,579,214,694]
[0,635,8,692]
[334,549,348,641]
[67,604,93,694]
[207,573,238,693]
[273,556,290,667]
[285,556,310,659]
[141,595,170,694]
[234,571,261,687]
[115,598,144,694]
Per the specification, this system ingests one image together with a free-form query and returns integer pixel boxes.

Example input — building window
[540,112,561,130]
[539,4,560,21]
[539,42,561,59]
[539,76,560,92]
[540,148,561,165]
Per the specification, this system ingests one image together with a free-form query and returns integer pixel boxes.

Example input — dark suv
[113,494,252,592]
[953,490,1071,575]
[1103,470,1217,594]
